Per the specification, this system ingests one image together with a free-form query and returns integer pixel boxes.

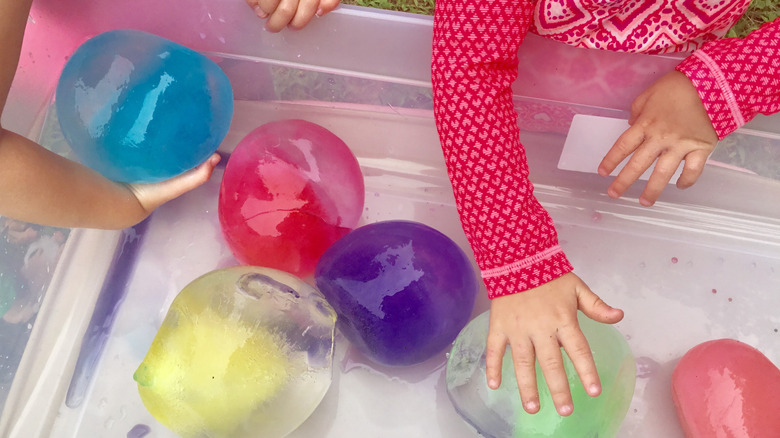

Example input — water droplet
[590,211,602,223]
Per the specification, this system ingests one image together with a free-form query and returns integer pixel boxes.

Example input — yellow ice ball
[134,300,290,437]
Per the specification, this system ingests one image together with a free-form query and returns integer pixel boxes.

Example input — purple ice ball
[315,220,479,366]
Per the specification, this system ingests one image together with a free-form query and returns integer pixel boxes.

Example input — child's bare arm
[0,0,31,114]
[0,0,219,229]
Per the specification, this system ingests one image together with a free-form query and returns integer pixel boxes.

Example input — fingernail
[607,188,619,198]
[254,5,268,18]
[525,401,539,412]
[597,167,607,177]
[315,7,324,16]
[588,384,601,396]
[558,404,573,416]
[639,197,653,207]
[488,379,498,389]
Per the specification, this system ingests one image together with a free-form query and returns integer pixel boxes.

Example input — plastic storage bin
[1,1,779,437]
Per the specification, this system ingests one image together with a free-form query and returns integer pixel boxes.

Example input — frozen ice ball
[55,29,233,183]
[133,266,336,438]
[218,119,364,278]
[672,339,780,436]
[315,220,479,366]
[446,311,635,438]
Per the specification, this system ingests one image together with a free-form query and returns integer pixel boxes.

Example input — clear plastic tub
[2,1,779,437]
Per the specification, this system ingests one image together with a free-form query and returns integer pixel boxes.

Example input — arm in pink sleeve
[677,18,780,139]
[431,0,572,299]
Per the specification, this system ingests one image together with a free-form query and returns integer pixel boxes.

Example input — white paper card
[558,114,683,183]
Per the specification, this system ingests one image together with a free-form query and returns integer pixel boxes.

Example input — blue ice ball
[315,220,479,366]
[55,29,233,183]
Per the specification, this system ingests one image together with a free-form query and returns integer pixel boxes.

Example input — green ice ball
[446,311,635,438]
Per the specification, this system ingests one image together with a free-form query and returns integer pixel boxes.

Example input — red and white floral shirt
[431,0,780,299]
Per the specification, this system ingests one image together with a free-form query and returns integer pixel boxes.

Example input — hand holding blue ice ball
[315,220,480,366]
[55,30,233,183]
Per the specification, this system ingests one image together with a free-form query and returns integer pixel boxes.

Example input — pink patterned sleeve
[431,0,573,299]
[676,18,780,140]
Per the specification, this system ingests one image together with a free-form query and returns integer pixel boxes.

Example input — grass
[343,0,434,15]
[727,0,780,38]
[343,0,778,39]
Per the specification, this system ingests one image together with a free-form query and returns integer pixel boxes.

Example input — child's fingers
[677,149,708,189]
[606,137,660,199]
[289,0,319,29]
[317,0,340,15]
[534,337,574,416]
[508,339,541,414]
[558,325,602,397]
[484,331,507,390]
[597,124,644,178]
[246,0,269,18]
[639,151,684,206]
[265,0,299,32]
[255,0,282,20]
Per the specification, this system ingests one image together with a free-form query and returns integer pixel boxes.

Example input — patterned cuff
[480,246,573,299]
[676,51,744,140]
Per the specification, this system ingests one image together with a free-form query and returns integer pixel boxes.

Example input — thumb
[576,286,624,324]
[628,91,650,126]
[129,153,221,212]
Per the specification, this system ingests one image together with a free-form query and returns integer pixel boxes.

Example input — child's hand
[598,70,719,206]
[126,153,221,219]
[486,272,624,416]
[246,0,340,32]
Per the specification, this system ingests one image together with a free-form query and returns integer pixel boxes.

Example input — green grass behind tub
[343,0,777,39]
